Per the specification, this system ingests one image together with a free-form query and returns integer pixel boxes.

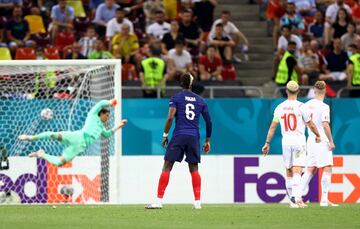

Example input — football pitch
[0,204,359,229]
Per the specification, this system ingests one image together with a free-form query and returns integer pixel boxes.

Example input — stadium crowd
[265,0,360,97]
[0,0,251,98]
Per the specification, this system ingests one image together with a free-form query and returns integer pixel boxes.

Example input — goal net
[0,60,122,204]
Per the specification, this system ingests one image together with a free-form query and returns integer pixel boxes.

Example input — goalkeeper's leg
[29,145,83,166]
[18,131,63,141]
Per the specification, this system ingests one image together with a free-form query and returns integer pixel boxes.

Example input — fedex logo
[234,156,360,203]
[0,158,101,203]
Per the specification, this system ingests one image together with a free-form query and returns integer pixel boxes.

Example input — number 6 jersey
[273,99,311,145]
[169,90,212,138]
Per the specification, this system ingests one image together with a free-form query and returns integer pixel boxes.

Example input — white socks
[286,176,293,198]
[300,170,314,196]
[321,172,331,203]
[292,173,302,202]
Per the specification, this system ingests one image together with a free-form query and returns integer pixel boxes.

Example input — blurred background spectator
[49,0,74,42]
[209,23,235,65]
[199,45,223,81]
[6,5,34,53]
[167,39,194,81]
[93,0,119,38]
[65,42,87,59]
[106,7,134,41]
[146,10,170,40]
[321,38,348,81]
[161,20,184,55]
[280,2,305,36]
[78,26,97,58]
[88,39,113,59]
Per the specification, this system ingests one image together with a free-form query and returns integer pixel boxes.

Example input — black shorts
[164,135,200,164]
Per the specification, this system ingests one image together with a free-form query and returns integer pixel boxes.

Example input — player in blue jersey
[146,73,212,210]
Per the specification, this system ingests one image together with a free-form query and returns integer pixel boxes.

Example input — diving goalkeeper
[18,99,127,166]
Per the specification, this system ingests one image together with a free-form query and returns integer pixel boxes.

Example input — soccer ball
[40,108,53,120]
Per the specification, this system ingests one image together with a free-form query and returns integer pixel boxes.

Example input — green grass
[0,204,359,229]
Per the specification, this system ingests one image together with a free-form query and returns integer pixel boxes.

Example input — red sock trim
[157,171,170,199]
[191,171,201,201]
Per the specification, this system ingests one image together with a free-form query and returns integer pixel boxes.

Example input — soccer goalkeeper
[18,99,127,166]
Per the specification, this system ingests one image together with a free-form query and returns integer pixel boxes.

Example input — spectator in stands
[6,5,34,52]
[143,0,164,27]
[35,47,45,60]
[280,2,305,36]
[79,26,97,58]
[106,7,134,40]
[49,0,74,41]
[179,9,204,55]
[0,19,6,47]
[167,39,194,81]
[146,10,170,40]
[88,39,113,59]
[352,0,360,32]
[341,23,360,49]
[65,42,87,59]
[210,10,249,62]
[346,43,360,97]
[299,39,322,85]
[90,0,104,19]
[277,25,303,56]
[0,0,22,16]
[324,0,352,45]
[112,23,139,63]
[321,38,348,81]
[93,0,120,37]
[266,0,286,52]
[332,8,350,39]
[310,39,326,72]
[199,45,223,81]
[209,23,235,65]
[161,20,184,55]
[193,0,217,33]
[140,44,167,98]
[290,0,316,17]
[274,41,303,87]
[308,10,325,43]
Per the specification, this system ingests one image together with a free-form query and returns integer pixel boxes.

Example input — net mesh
[0,63,119,204]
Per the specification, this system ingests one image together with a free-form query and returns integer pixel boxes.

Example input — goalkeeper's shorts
[59,131,87,162]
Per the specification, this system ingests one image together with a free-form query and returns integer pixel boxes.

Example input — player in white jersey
[300,81,338,207]
[262,81,321,208]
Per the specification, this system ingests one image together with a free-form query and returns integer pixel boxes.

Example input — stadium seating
[44,47,60,59]
[67,0,86,17]
[25,15,46,34]
[15,48,36,60]
[0,48,12,60]
[55,32,76,52]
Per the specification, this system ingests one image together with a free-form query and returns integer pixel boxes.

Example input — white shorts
[306,141,333,168]
[282,144,306,169]
[330,72,347,81]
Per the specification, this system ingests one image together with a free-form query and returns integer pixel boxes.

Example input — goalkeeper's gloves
[111,119,128,132]
[110,99,117,107]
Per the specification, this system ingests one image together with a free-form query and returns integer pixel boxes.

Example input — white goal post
[0,59,122,204]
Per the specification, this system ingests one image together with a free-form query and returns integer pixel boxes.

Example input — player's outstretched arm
[323,121,335,150]
[101,119,128,138]
[306,120,321,143]
[262,121,278,156]
[162,107,176,148]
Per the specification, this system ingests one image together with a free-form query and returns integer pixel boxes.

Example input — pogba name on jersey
[185,96,196,102]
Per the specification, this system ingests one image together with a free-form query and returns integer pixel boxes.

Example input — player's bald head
[180,73,194,90]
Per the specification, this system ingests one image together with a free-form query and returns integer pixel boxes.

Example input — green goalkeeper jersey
[82,100,113,146]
